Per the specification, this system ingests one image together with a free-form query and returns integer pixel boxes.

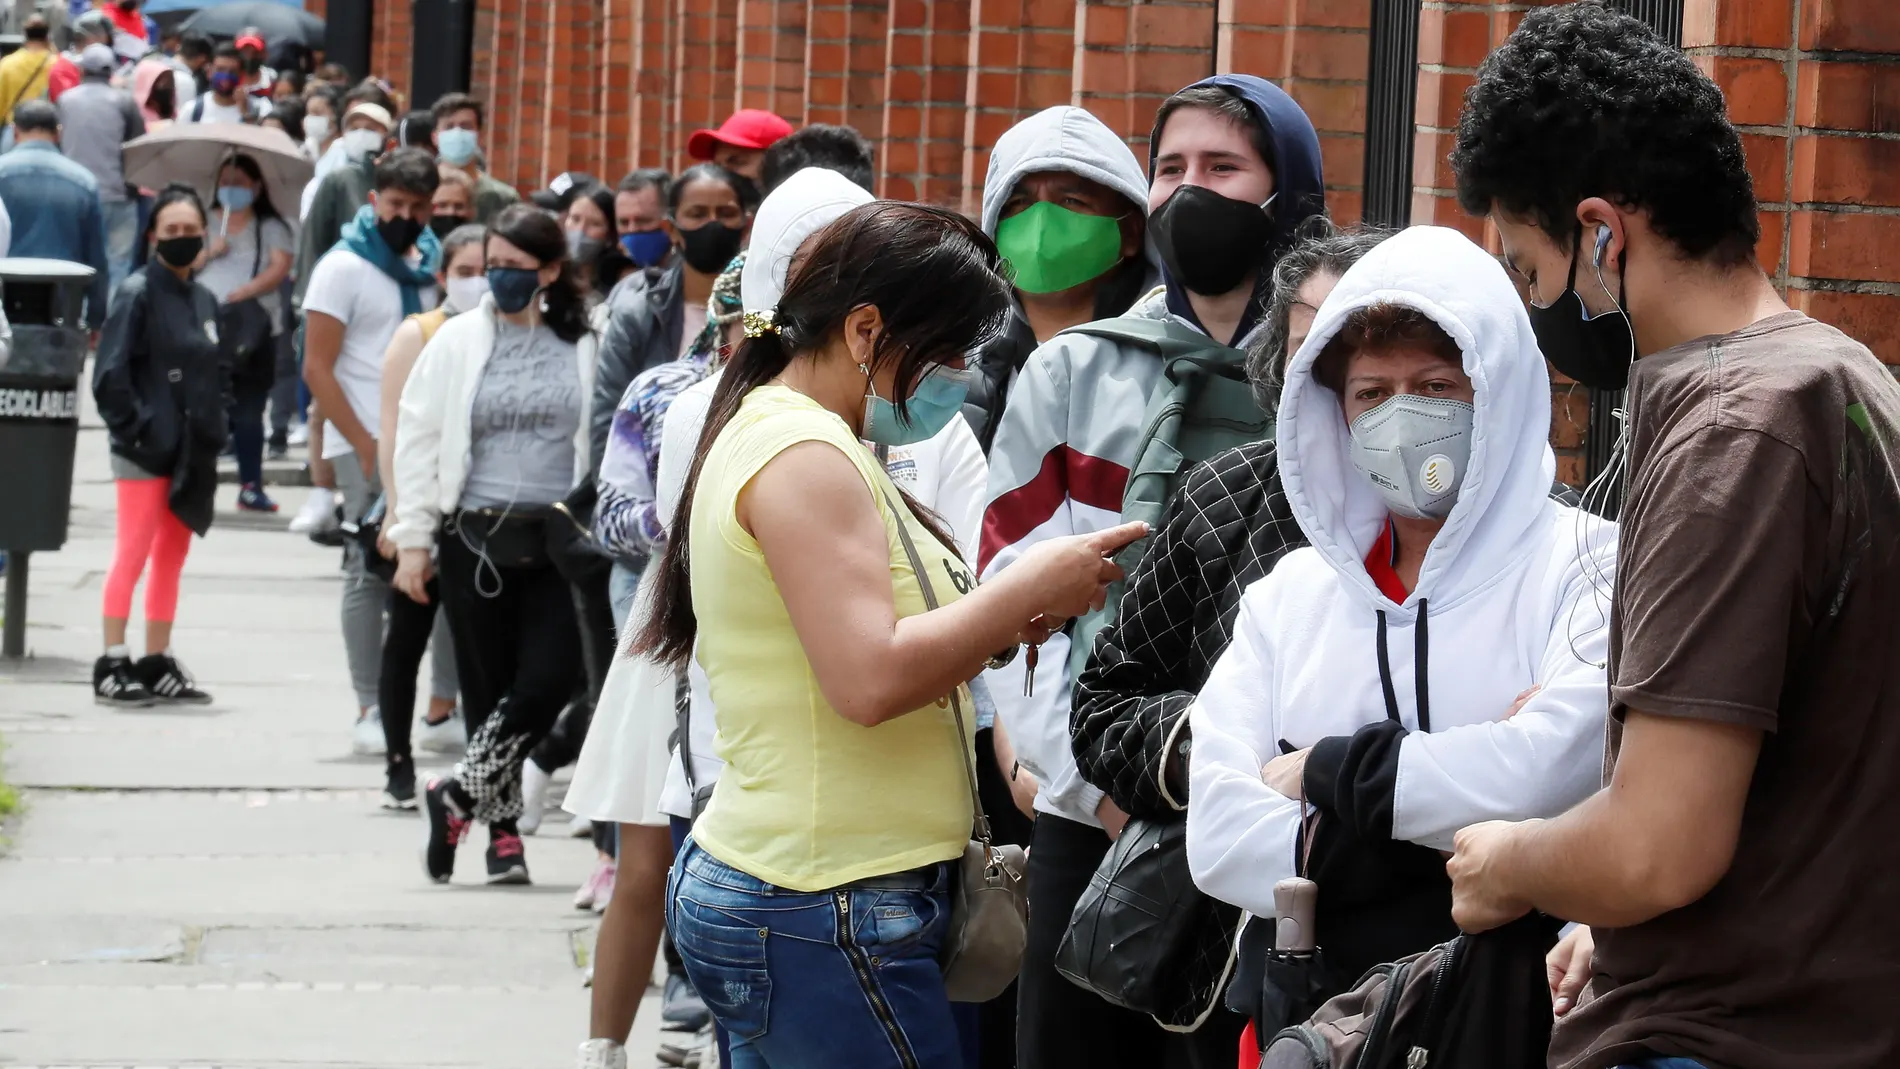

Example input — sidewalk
[0,399,663,1068]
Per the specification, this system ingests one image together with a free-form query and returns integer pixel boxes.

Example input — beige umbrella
[123,123,314,223]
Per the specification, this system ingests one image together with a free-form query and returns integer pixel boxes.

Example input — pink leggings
[103,478,193,622]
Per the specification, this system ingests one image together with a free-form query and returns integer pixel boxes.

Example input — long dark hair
[219,153,279,221]
[485,203,590,343]
[634,201,1013,666]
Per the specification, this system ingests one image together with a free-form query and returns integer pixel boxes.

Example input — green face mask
[995,200,1125,295]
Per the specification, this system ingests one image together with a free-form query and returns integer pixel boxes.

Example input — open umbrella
[123,123,313,222]
[178,1,324,48]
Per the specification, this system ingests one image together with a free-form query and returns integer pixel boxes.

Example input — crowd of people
[57,3,1900,1069]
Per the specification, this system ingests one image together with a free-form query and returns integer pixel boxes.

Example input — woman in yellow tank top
[632,203,1146,1068]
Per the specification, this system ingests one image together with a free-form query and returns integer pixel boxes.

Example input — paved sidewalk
[0,402,663,1068]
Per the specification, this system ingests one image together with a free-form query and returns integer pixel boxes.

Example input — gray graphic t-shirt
[459,319,581,510]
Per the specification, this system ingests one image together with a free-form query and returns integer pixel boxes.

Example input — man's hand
[1547,925,1594,1017]
[1447,819,1537,933]
[392,548,432,604]
[1261,747,1309,800]
[1097,796,1130,842]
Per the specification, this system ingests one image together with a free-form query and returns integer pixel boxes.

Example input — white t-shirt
[300,248,438,461]
[187,92,265,124]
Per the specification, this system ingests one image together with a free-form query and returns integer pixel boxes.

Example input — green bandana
[995,201,1125,295]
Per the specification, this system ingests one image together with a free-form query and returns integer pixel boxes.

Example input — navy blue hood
[1147,74,1325,343]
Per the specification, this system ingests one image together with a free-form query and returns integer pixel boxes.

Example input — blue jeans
[103,198,139,301]
[666,838,961,1069]
[608,561,642,633]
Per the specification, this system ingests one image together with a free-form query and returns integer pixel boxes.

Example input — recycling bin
[0,257,96,657]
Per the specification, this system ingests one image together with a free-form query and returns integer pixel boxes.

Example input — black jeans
[379,577,448,769]
[436,530,583,825]
[228,380,269,487]
[1017,813,1243,1069]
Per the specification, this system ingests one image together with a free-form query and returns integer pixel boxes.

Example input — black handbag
[340,494,397,582]
[1055,815,1234,1024]
[217,224,275,393]
[547,483,613,584]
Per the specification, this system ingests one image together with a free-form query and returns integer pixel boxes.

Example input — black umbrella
[178,2,324,48]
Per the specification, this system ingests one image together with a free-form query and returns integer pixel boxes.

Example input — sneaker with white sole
[573,859,615,911]
[569,815,594,839]
[415,709,466,754]
[136,653,213,704]
[518,758,553,835]
[93,654,155,708]
[592,863,616,915]
[352,707,386,756]
[662,971,712,1032]
[286,421,309,447]
[656,1023,713,1068]
[287,488,336,534]
[575,1038,627,1069]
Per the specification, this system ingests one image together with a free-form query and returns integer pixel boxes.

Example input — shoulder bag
[884,490,1029,1004]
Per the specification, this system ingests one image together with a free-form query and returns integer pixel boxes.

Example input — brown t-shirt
[1552,312,1900,1069]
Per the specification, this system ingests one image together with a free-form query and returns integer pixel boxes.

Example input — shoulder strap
[883,490,992,848]
[190,94,203,121]
[1060,316,1225,358]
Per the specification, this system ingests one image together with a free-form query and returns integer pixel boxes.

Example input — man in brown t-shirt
[1440,7,1900,1069]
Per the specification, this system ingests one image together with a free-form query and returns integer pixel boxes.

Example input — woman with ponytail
[386,203,600,886]
[645,201,1147,1067]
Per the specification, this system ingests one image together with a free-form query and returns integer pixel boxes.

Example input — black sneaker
[267,430,288,460]
[93,655,155,708]
[423,777,470,883]
[136,654,213,705]
[486,830,530,885]
[382,761,417,810]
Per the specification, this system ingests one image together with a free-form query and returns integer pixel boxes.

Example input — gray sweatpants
[334,451,456,711]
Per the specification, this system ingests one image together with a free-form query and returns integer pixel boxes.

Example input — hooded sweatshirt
[963,105,1157,451]
[132,55,172,127]
[978,78,1323,828]
[1185,226,1617,927]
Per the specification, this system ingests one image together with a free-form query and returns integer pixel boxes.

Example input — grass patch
[0,733,19,824]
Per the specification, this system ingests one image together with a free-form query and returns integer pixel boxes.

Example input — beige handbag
[885,491,1030,1004]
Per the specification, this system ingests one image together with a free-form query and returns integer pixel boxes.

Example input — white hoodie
[1185,226,1617,919]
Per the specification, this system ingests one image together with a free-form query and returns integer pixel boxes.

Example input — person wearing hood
[1184,226,1617,1045]
[588,161,756,470]
[976,76,1322,1069]
[963,105,1157,453]
[130,50,174,127]
[1067,218,1386,1059]
[90,184,221,707]
[56,41,142,296]
[367,221,486,810]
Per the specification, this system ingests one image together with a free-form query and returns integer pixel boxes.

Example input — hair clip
[742,309,780,339]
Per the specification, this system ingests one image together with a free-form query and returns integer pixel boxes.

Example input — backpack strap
[190,94,203,121]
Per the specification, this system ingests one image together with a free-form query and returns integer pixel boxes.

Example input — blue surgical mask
[216,185,254,212]
[619,228,671,269]
[862,364,973,447]
[437,127,479,166]
[486,266,541,314]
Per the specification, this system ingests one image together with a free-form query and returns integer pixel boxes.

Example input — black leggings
[436,532,582,825]
[379,577,445,768]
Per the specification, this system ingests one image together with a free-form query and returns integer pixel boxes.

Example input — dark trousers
[1017,813,1243,1069]
[268,327,299,439]
[229,380,269,487]
[436,532,582,825]
[379,577,439,768]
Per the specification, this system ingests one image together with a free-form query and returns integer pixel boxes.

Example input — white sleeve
[299,252,352,323]
[387,333,449,550]
[1392,513,1616,849]
[921,414,988,567]
[0,196,13,259]
[1186,578,1303,918]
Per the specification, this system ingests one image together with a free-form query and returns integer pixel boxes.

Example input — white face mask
[303,114,332,145]
[444,274,489,314]
[342,127,383,162]
[1346,394,1475,521]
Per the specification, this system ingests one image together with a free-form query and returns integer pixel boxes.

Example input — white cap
[740,167,875,313]
[344,102,394,132]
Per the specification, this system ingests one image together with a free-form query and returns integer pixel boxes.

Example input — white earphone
[1593,224,1613,268]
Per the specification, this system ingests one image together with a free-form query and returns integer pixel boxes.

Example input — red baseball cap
[687,109,793,161]
[235,33,267,53]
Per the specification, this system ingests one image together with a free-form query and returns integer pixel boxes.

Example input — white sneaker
[575,1038,626,1069]
[286,421,309,447]
[351,707,386,756]
[519,758,552,835]
[415,709,466,754]
[569,815,593,839]
[289,488,336,534]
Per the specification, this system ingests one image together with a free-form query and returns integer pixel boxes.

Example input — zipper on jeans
[833,890,918,1069]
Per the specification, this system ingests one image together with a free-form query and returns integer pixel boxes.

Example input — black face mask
[678,220,743,274]
[428,214,468,241]
[377,215,424,255]
[154,235,202,268]
[1149,184,1273,297]
[1526,238,1635,390]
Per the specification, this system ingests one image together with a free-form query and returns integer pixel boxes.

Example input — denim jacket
[0,140,110,326]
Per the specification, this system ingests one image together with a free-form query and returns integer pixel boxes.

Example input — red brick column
[737,0,805,121]
[672,0,740,171]
[1076,0,1216,153]
[369,0,414,103]
[960,0,1076,213]
[879,0,971,204]
[806,0,886,132]
[629,0,676,170]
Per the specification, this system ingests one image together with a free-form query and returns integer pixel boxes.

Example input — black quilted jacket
[1068,440,1308,1027]
[1072,440,1308,818]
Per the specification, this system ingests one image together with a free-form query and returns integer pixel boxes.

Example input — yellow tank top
[688,384,976,891]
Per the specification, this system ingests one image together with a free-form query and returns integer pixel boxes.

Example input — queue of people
[67,4,1900,1069]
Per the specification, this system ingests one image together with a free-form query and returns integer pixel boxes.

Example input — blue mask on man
[619,229,671,269]
[862,365,973,447]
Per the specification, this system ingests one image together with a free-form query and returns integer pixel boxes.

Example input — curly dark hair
[1451,3,1758,266]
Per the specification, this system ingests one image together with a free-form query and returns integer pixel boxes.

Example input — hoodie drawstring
[1374,599,1432,732]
